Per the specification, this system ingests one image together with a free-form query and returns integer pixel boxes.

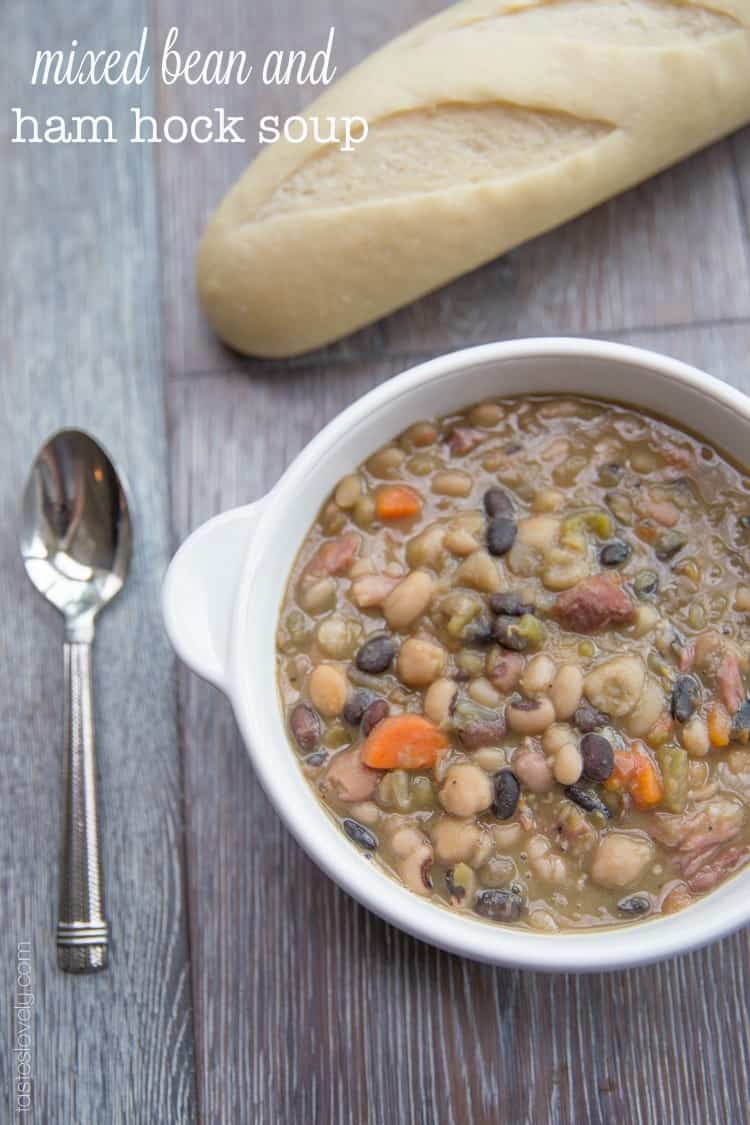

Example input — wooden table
[3,2,750,1121]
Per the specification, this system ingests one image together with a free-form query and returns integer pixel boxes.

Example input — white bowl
[162,337,750,971]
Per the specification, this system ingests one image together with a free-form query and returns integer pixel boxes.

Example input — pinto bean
[289,702,320,752]
[383,571,435,630]
[506,697,556,735]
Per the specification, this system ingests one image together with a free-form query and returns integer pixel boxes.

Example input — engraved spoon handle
[57,641,108,972]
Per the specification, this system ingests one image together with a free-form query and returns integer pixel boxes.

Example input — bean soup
[276,396,750,931]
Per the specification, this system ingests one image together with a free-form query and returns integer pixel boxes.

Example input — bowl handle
[161,500,265,693]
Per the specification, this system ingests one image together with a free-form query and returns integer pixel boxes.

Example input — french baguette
[197,0,750,357]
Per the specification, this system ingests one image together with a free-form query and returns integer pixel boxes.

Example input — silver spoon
[21,430,132,972]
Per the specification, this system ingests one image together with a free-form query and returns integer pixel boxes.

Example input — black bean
[731,699,750,744]
[474,887,523,923]
[617,893,652,918]
[361,698,389,736]
[655,531,687,562]
[355,634,395,674]
[492,770,520,820]
[671,675,701,724]
[634,570,659,598]
[599,539,631,568]
[493,614,528,652]
[580,733,614,782]
[565,783,611,818]
[483,487,514,518]
[289,702,320,753]
[342,689,377,726]
[463,618,495,646]
[489,592,534,617]
[573,701,609,733]
[487,516,517,557]
[342,819,378,852]
[305,750,328,768]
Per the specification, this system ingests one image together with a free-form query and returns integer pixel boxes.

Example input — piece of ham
[448,426,485,456]
[304,531,360,578]
[322,747,380,803]
[686,846,749,893]
[553,575,635,633]
[639,497,680,527]
[718,650,745,715]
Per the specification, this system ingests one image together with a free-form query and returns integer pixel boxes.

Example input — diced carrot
[707,702,732,748]
[361,714,448,770]
[628,746,664,810]
[606,744,664,809]
[374,485,422,522]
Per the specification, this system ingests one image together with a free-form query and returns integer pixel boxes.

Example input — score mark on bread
[255,104,613,221]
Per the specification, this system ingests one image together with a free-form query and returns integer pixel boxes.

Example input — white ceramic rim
[224,338,750,971]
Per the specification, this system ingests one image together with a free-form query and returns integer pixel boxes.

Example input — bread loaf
[197,0,750,357]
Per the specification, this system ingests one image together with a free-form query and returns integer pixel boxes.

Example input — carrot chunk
[361,714,448,770]
[707,702,732,748]
[606,744,663,809]
[374,485,422,521]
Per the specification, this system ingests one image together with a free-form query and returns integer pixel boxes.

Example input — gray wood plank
[170,322,750,1125]
[154,0,750,374]
[1,3,196,1122]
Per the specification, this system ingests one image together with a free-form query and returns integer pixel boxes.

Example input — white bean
[542,723,576,755]
[383,571,435,630]
[455,550,502,593]
[553,742,583,786]
[469,677,501,708]
[520,654,556,697]
[444,527,480,556]
[309,664,348,718]
[549,664,583,720]
[681,715,710,757]
[517,516,560,550]
[335,474,362,509]
[432,470,472,497]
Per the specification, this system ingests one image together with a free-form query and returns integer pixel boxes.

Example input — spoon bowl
[21,428,132,972]
[21,429,131,638]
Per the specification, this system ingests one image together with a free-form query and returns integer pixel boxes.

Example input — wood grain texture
[169,324,750,1125]
[154,0,750,374]
[1,3,195,1121]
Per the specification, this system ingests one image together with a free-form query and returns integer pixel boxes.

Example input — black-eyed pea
[397,843,434,896]
[455,550,502,593]
[542,723,575,755]
[506,696,556,735]
[468,677,501,708]
[553,742,583,786]
[681,715,710,757]
[549,664,584,720]
[309,664,348,718]
[383,570,435,629]
[397,637,446,687]
[432,470,472,498]
[439,763,493,817]
[334,474,362,509]
[424,678,458,724]
[520,654,556,696]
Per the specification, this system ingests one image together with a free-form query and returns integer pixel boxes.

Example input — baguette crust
[198,0,750,357]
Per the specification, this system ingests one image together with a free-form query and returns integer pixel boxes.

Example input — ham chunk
[554,575,635,633]
[305,532,360,578]
[322,747,380,803]
[448,426,485,456]
[718,651,745,714]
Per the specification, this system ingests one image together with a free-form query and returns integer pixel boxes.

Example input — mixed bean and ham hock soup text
[276,396,750,931]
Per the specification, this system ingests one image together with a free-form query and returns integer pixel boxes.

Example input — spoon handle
[57,641,109,972]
